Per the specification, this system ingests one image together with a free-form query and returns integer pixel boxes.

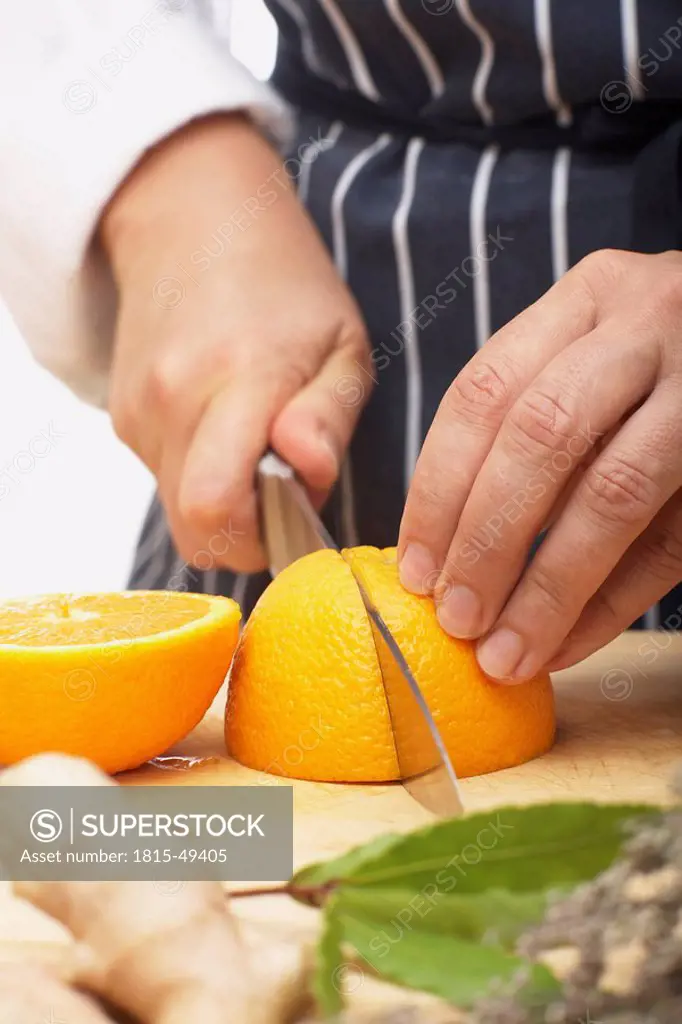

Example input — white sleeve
[0,0,291,407]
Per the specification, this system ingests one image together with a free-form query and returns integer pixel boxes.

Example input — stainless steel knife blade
[257,452,464,818]
[258,452,337,574]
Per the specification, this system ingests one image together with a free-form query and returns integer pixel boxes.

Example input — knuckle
[525,562,570,619]
[178,477,253,542]
[577,248,631,284]
[244,341,309,394]
[180,492,231,530]
[146,351,188,411]
[589,585,623,628]
[506,388,578,464]
[638,518,682,581]
[408,477,448,518]
[456,525,501,559]
[581,452,660,528]
[444,357,515,429]
[651,269,682,319]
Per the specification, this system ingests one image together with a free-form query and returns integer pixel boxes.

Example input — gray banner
[0,786,293,882]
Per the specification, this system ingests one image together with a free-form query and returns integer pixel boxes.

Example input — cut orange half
[0,591,241,774]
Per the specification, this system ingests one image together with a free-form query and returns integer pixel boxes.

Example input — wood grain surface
[1,631,680,1021]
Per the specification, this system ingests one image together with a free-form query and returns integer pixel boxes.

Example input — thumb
[271,347,373,492]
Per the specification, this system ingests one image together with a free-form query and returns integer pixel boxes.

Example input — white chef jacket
[0,1,286,406]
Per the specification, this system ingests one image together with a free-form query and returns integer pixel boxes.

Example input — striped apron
[130,0,682,631]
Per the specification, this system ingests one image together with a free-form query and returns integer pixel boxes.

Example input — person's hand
[398,249,682,679]
[101,114,371,572]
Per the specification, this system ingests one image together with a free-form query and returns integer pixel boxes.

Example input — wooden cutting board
[1,631,680,1021]
[130,628,682,852]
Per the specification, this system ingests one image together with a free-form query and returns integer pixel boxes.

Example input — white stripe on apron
[384,0,445,98]
[332,133,393,277]
[470,145,500,349]
[534,0,572,126]
[298,120,343,205]
[317,0,381,101]
[393,136,426,488]
[202,567,219,595]
[271,0,337,86]
[644,604,661,630]
[620,0,645,101]
[455,0,495,124]
[167,554,189,591]
[550,147,572,280]
[131,509,168,577]
[331,133,393,545]
[132,508,173,590]
[231,572,249,606]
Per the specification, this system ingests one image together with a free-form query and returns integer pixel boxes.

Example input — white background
[0,0,276,598]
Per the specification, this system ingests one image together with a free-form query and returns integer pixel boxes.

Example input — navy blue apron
[130,0,682,633]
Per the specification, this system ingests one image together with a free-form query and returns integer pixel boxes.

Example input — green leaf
[294,830,404,892]
[313,894,346,1018]
[297,802,661,1018]
[330,885,551,949]
[294,802,657,898]
[335,888,559,1009]
[311,883,553,1017]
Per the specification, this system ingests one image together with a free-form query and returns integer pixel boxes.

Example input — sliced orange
[0,591,240,774]
[226,547,555,782]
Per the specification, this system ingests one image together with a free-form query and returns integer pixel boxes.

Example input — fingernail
[436,586,481,638]
[477,628,525,681]
[399,543,436,594]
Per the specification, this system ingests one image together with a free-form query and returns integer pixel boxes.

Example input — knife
[257,452,464,818]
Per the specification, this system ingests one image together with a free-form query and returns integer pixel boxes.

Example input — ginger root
[8,754,311,1024]
[0,752,117,788]
[18,877,309,1024]
[0,962,112,1024]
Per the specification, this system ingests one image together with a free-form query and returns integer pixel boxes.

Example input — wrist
[99,112,291,288]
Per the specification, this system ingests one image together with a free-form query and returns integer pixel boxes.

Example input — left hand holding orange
[399,249,682,680]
